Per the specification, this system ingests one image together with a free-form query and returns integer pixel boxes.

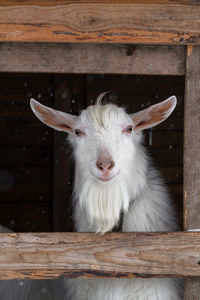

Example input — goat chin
[78,176,130,233]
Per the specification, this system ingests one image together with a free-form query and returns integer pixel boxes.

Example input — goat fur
[30,94,183,299]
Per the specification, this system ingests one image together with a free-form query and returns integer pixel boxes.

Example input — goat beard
[78,178,130,234]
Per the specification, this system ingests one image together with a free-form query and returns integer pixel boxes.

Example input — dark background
[0,73,184,232]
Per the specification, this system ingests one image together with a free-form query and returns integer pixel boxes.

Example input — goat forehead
[79,104,129,130]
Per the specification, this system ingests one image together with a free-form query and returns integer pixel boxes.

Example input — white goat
[30,93,183,300]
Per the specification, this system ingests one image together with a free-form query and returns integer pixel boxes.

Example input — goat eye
[124,125,133,134]
[75,129,84,137]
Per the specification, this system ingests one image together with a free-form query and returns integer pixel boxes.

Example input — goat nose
[96,158,115,172]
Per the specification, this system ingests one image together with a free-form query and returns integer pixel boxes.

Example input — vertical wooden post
[184,45,200,299]
[53,75,73,232]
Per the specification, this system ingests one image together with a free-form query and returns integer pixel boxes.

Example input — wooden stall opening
[0,71,184,232]
[0,1,200,300]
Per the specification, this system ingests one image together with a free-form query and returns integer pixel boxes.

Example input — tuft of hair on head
[96,91,108,105]
[93,92,108,127]
[93,92,119,128]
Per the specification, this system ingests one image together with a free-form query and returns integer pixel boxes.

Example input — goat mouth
[95,172,119,183]
[98,177,112,182]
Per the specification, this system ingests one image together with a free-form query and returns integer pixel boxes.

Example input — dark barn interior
[0,73,184,232]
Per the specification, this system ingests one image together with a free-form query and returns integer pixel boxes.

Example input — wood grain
[184,46,200,230]
[0,1,198,5]
[0,43,185,75]
[184,46,200,299]
[0,2,199,44]
[0,232,199,279]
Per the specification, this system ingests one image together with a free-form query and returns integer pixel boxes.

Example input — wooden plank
[184,46,200,298]
[0,43,185,75]
[0,1,199,44]
[0,1,197,4]
[0,232,199,279]
[184,46,200,229]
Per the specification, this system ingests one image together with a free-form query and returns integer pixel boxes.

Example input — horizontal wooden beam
[0,232,200,279]
[0,43,185,75]
[0,1,199,44]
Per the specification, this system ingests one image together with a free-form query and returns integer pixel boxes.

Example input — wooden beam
[0,232,200,280]
[184,46,200,298]
[0,43,185,75]
[184,46,200,230]
[0,1,199,44]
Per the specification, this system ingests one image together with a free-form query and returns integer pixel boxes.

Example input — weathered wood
[0,232,199,279]
[184,46,200,298]
[0,43,185,75]
[184,278,200,300]
[0,1,199,44]
[0,1,196,4]
[184,46,200,230]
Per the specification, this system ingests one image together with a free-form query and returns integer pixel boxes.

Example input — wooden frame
[0,1,200,299]
[0,43,185,75]
[0,1,200,44]
[0,232,199,280]
[184,45,200,298]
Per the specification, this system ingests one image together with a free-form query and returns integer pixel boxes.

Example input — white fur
[30,94,183,299]
[66,97,182,299]
[78,177,129,233]
[66,278,182,300]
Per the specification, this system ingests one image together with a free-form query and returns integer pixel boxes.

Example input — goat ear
[130,96,177,132]
[30,98,77,133]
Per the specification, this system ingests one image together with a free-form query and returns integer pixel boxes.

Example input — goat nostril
[96,161,103,170]
[99,163,104,170]
[96,160,115,171]
[108,161,114,170]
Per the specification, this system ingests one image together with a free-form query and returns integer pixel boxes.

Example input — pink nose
[96,157,115,172]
